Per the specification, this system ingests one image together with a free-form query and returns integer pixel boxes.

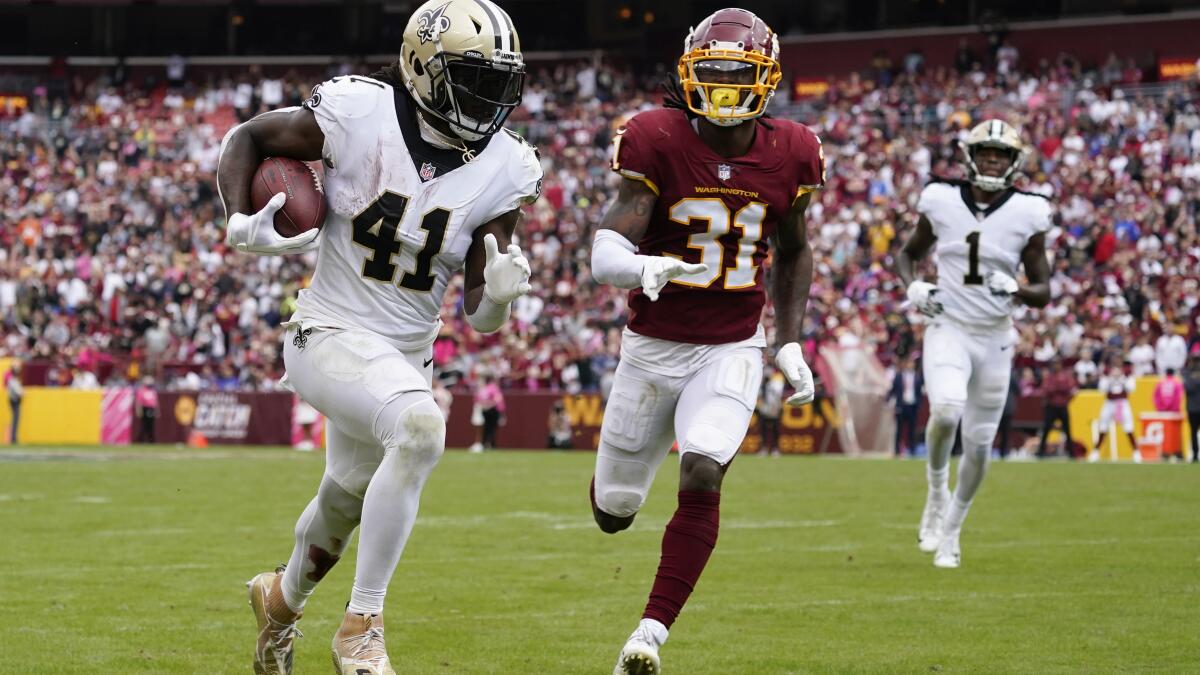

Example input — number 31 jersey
[289,76,542,349]
[917,179,1052,329]
[611,108,825,345]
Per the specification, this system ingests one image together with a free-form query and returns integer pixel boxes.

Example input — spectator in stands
[1,51,1199,421]
[1156,324,1188,375]
[1153,368,1186,461]
[5,360,22,444]
[887,356,922,458]
[757,367,785,457]
[546,400,572,449]
[1038,358,1077,459]
[134,375,157,444]
[472,375,504,452]
[1129,337,1157,377]
[996,375,1019,459]
[953,38,978,73]
[1184,355,1200,463]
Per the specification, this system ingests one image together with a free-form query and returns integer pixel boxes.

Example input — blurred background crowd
[2,46,1200,402]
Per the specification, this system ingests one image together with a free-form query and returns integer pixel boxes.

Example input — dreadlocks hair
[661,73,695,118]
[369,62,406,88]
[660,72,773,130]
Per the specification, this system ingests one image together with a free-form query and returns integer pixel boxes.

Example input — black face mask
[429,54,524,136]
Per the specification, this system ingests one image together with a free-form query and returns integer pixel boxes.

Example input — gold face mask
[677,50,781,123]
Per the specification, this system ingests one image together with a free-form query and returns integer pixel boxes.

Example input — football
[250,156,328,238]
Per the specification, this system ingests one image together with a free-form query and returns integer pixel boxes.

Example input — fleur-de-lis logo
[416,2,452,44]
[292,327,312,351]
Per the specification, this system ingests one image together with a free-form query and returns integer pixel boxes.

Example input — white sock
[926,465,950,496]
[942,496,971,534]
[281,475,363,613]
[925,406,961,474]
[954,443,990,505]
[348,396,445,616]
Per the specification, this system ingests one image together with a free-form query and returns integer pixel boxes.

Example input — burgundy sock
[642,490,720,629]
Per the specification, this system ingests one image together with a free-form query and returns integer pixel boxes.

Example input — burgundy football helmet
[677,8,782,126]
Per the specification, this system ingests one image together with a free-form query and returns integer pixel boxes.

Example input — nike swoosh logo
[423,357,434,368]
[999,345,1012,352]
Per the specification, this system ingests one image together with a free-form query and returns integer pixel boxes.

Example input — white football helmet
[959,119,1027,192]
[399,0,525,141]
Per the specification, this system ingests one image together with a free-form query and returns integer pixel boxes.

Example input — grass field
[0,446,1197,674]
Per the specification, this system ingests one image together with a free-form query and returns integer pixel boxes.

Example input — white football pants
[278,326,444,615]
[593,337,762,518]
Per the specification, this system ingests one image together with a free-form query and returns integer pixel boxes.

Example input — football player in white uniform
[898,119,1051,569]
[217,1,540,673]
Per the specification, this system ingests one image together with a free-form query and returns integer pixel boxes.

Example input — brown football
[250,157,328,237]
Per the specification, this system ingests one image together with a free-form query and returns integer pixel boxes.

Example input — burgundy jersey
[611,107,824,344]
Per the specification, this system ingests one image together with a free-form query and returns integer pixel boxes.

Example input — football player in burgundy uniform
[588,8,824,673]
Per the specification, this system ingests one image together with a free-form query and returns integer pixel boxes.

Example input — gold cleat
[247,566,302,675]
[330,611,396,675]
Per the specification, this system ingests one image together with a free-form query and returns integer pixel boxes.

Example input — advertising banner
[156,391,293,445]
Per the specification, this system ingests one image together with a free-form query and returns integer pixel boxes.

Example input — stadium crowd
[2,49,1200,398]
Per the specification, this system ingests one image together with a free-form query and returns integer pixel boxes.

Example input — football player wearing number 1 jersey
[898,119,1052,569]
[217,1,540,673]
[588,8,823,674]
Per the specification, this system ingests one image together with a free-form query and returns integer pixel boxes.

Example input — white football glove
[225,192,321,255]
[985,270,1020,297]
[641,257,708,302]
[482,233,533,304]
[905,280,944,318]
[775,342,815,406]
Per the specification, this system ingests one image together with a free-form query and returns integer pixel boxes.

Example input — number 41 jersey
[612,107,824,345]
[289,76,542,349]
[917,179,1052,330]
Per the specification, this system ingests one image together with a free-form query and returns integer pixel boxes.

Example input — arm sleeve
[610,114,661,195]
[465,292,511,334]
[302,77,385,172]
[591,229,645,289]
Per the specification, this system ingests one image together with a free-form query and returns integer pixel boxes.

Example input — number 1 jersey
[916,179,1051,330]
[289,76,542,349]
[611,108,824,345]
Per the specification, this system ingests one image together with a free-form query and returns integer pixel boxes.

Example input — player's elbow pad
[591,229,644,289]
[466,292,510,334]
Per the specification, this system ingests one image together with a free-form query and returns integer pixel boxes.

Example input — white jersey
[288,76,542,349]
[917,180,1051,330]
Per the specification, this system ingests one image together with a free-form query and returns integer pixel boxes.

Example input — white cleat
[613,619,668,675]
[933,526,961,569]
[1087,449,1101,463]
[918,489,950,553]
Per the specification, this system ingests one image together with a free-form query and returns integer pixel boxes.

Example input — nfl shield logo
[717,164,731,181]
[419,162,437,181]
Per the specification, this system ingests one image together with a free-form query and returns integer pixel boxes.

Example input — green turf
[0,448,1196,674]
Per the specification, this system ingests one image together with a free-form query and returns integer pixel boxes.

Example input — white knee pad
[680,422,742,464]
[377,394,446,479]
[594,451,653,518]
[929,402,965,433]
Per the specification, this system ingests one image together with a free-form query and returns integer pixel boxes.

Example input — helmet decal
[416,2,452,44]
